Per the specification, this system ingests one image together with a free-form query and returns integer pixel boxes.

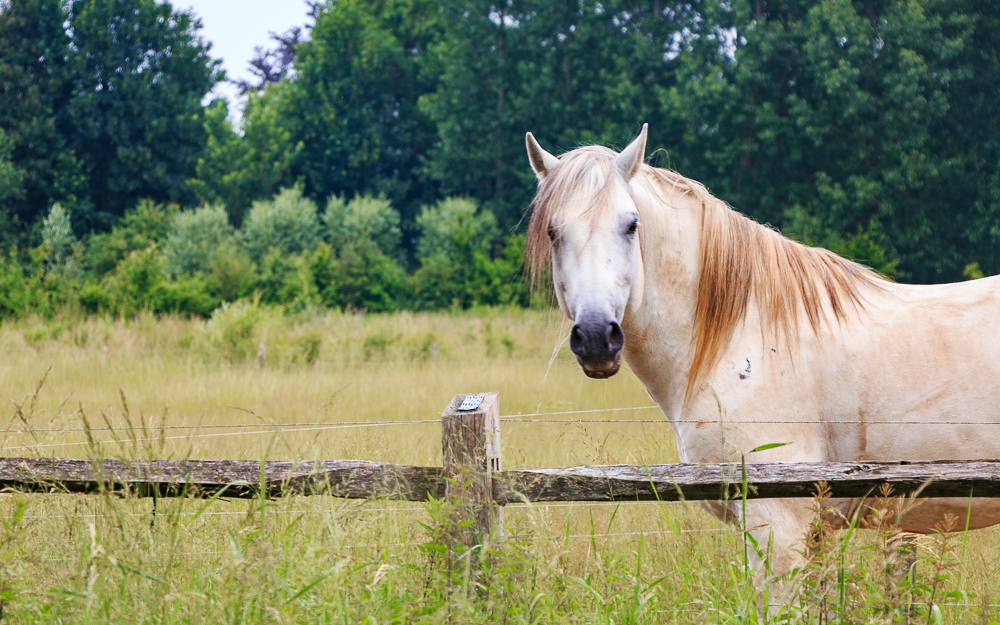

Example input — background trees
[2,0,999,320]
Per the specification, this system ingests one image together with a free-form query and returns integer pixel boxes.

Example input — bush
[204,299,265,362]
[81,247,166,318]
[324,194,402,260]
[242,187,320,263]
[85,200,176,278]
[0,249,50,319]
[412,197,513,309]
[163,204,236,276]
[41,203,76,268]
[310,241,405,313]
[148,276,220,317]
[80,246,218,318]
[207,241,256,302]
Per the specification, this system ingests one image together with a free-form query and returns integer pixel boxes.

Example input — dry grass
[0,307,997,623]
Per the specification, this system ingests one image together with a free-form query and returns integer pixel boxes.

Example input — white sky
[179,0,313,121]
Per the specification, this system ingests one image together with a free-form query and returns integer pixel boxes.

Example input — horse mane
[526,147,887,402]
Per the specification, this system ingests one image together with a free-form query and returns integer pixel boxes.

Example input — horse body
[524,125,1000,578]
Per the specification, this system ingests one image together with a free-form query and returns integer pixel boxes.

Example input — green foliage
[188,94,302,224]
[285,0,442,223]
[0,249,48,319]
[324,194,403,260]
[0,0,220,229]
[242,187,320,264]
[207,241,256,302]
[64,0,221,225]
[163,204,237,276]
[7,0,1000,320]
[0,128,24,209]
[85,200,176,278]
[40,202,75,268]
[415,197,496,262]
[204,298,265,362]
[666,0,997,282]
[0,0,86,228]
[311,241,406,313]
[80,246,217,318]
[412,197,526,308]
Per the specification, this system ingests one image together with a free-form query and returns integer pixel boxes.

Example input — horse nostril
[570,324,587,357]
[607,321,624,353]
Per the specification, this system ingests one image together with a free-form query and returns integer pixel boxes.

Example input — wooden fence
[4,392,1000,556]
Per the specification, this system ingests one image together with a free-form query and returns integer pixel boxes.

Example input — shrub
[242,187,320,263]
[85,200,176,278]
[0,249,48,319]
[415,197,498,263]
[148,276,220,317]
[207,241,256,302]
[204,299,265,363]
[41,203,76,268]
[310,241,405,313]
[324,194,402,260]
[81,247,166,318]
[163,204,236,276]
[79,246,218,318]
[412,197,509,309]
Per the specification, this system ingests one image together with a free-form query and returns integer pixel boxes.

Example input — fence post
[441,392,503,571]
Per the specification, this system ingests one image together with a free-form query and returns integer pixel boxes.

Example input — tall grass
[0,308,998,623]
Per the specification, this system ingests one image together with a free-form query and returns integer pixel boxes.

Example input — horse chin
[579,356,622,379]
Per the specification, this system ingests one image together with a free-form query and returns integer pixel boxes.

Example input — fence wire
[5,402,1000,440]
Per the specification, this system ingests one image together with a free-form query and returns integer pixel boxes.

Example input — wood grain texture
[495,460,1000,503]
[442,392,502,553]
[0,458,445,500]
[2,457,999,505]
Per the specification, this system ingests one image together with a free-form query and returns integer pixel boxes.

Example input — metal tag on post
[458,394,485,411]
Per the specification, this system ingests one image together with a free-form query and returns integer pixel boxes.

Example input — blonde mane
[526,148,887,400]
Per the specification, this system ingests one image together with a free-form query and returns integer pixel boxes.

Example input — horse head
[524,125,650,379]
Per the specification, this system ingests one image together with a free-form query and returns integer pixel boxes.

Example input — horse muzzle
[570,317,624,379]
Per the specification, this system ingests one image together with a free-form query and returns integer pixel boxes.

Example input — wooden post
[441,392,502,567]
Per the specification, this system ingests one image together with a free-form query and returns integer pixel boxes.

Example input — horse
[523,124,1000,596]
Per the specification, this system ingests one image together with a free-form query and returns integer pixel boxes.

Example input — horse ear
[526,132,559,180]
[615,123,648,180]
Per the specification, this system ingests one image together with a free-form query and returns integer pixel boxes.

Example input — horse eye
[626,220,639,236]
[547,226,556,241]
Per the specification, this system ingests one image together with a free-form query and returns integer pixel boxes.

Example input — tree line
[1,0,998,319]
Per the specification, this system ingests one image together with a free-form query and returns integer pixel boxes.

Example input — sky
[179,0,314,121]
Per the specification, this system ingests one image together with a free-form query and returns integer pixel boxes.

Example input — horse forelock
[525,147,886,403]
[526,146,620,286]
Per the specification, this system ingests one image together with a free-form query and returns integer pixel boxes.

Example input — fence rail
[3,456,999,502]
[3,391,1000,569]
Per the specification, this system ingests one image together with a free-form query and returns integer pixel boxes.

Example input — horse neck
[621,183,703,418]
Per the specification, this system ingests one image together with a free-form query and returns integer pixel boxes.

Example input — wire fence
[6,402,998,441]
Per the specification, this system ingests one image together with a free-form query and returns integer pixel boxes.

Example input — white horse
[524,124,1000,584]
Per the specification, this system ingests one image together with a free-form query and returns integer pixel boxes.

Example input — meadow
[0,306,998,623]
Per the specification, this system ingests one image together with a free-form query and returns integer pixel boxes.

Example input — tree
[419,0,689,228]
[242,187,320,263]
[0,128,25,247]
[665,0,983,281]
[285,0,442,225]
[40,202,76,267]
[0,129,24,209]
[412,196,504,308]
[0,0,86,230]
[163,203,237,276]
[187,94,302,224]
[85,199,176,278]
[324,194,403,260]
[64,0,222,227]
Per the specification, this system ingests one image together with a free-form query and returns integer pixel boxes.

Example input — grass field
[1,306,999,623]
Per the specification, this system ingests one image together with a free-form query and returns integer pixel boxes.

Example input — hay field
[0,307,998,623]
